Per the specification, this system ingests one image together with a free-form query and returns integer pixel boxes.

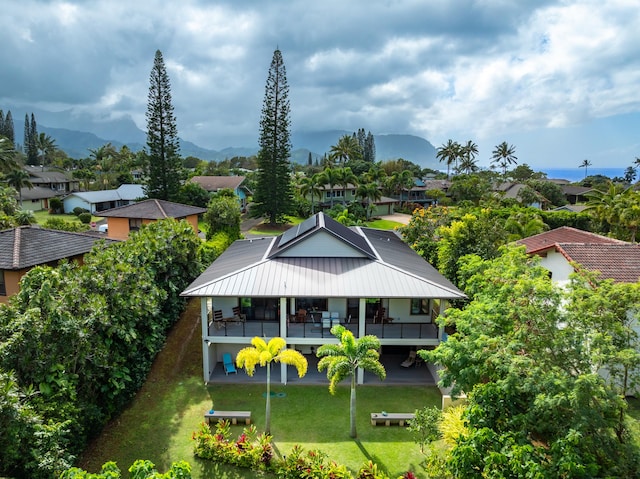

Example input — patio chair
[401,350,416,368]
[213,310,225,330]
[222,353,237,375]
[232,306,246,322]
[296,309,307,323]
[330,311,340,326]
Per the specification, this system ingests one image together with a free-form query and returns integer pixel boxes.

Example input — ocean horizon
[540,167,626,182]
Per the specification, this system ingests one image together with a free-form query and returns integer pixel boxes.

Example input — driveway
[379,213,412,225]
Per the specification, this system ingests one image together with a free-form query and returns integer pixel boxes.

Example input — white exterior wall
[538,250,574,286]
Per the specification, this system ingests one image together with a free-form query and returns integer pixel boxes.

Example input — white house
[63,184,145,214]
[181,211,466,385]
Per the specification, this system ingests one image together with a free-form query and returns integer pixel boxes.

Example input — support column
[201,297,210,383]
[280,297,288,385]
[357,298,366,385]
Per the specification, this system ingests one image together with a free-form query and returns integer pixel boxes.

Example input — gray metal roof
[182,212,465,300]
[65,184,145,204]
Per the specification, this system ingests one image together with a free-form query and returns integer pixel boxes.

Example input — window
[0,270,6,296]
[129,218,143,232]
[410,298,429,315]
[296,298,328,312]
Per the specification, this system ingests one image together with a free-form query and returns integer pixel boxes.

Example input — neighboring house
[189,176,250,211]
[516,226,639,286]
[17,186,58,211]
[552,204,589,213]
[311,184,396,216]
[98,199,206,240]
[24,166,80,193]
[181,211,466,384]
[0,226,117,303]
[62,184,145,214]
[517,226,640,396]
[560,185,593,205]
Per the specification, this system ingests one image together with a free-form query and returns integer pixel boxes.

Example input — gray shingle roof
[189,176,246,191]
[98,199,206,219]
[182,212,465,300]
[0,226,117,270]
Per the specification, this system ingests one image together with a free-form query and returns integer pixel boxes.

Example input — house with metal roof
[62,184,145,214]
[181,211,466,384]
[97,199,206,240]
[0,226,117,303]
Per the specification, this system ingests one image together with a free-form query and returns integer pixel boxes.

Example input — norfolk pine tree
[252,48,294,225]
[145,49,182,201]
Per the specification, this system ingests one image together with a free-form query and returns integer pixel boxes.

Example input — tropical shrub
[78,212,92,224]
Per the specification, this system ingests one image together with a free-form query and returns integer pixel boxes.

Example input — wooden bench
[370,412,414,426]
[205,410,251,425]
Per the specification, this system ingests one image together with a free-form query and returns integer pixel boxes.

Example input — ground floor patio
[206,352,436,386]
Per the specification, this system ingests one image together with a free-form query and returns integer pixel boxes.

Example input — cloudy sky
[1,0,639,169]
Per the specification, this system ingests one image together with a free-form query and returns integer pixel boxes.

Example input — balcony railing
[206,318,438,340]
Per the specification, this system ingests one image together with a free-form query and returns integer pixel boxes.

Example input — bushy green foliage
[49,197,63,214]
[78,212,92,224]
[0,219,204,478]
[423,247,640,477]
[203,190,241,241]
[72,207,90,216]
[193,421,274,471]
[43,216,89,232]
[60,460,192,478]
[14,209,35,225]
[199,231,233,266]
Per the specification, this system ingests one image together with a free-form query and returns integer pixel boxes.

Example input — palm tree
[329,135,362,165]
[634,157,640,172]
[339,167,358,204]
[459,140,479,174]
[321,167,341,207]
[436,140,460,180]
[236,337,307,434]
[317,325,386,438]
[579,159,592,179]
[491,141,518,176]
[0,137,18,173]
[36,133,57,168]
[355,182,382,220]
[5,169,33,206]
[299,174,323,214]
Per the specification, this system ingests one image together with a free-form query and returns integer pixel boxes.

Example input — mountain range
[10,107,439,168]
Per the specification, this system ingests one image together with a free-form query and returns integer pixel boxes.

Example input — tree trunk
[350,374,357,438]
[265,362,271,434]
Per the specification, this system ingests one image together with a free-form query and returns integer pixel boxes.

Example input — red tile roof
[556,243,640,283]
[516,226,625,254]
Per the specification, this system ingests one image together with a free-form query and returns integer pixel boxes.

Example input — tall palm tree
[579,159,592,179]
[459,140,479,174]
[321,167,341,207]
[236,337,307,434]
[36,133,57,168]
[317,325,386,438]
[491,141,518,176]
[329,135,362,165]
[436,140,460,180]
[355,182,382,220]
[299,174,323,214]
[5,169,33,206]
[339,167,358,204]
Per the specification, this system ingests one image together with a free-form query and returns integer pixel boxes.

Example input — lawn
[77,299,438,479]
[32,209,103,226]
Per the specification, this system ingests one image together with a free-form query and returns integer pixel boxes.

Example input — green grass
[366,219,403,229]
[31,210,103,226]
[77,300,437,478]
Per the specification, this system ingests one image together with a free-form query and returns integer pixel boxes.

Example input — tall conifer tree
[24,113,38,165]
[145,49,182,200]
[252,48,294,225]
[4,111,14,145]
